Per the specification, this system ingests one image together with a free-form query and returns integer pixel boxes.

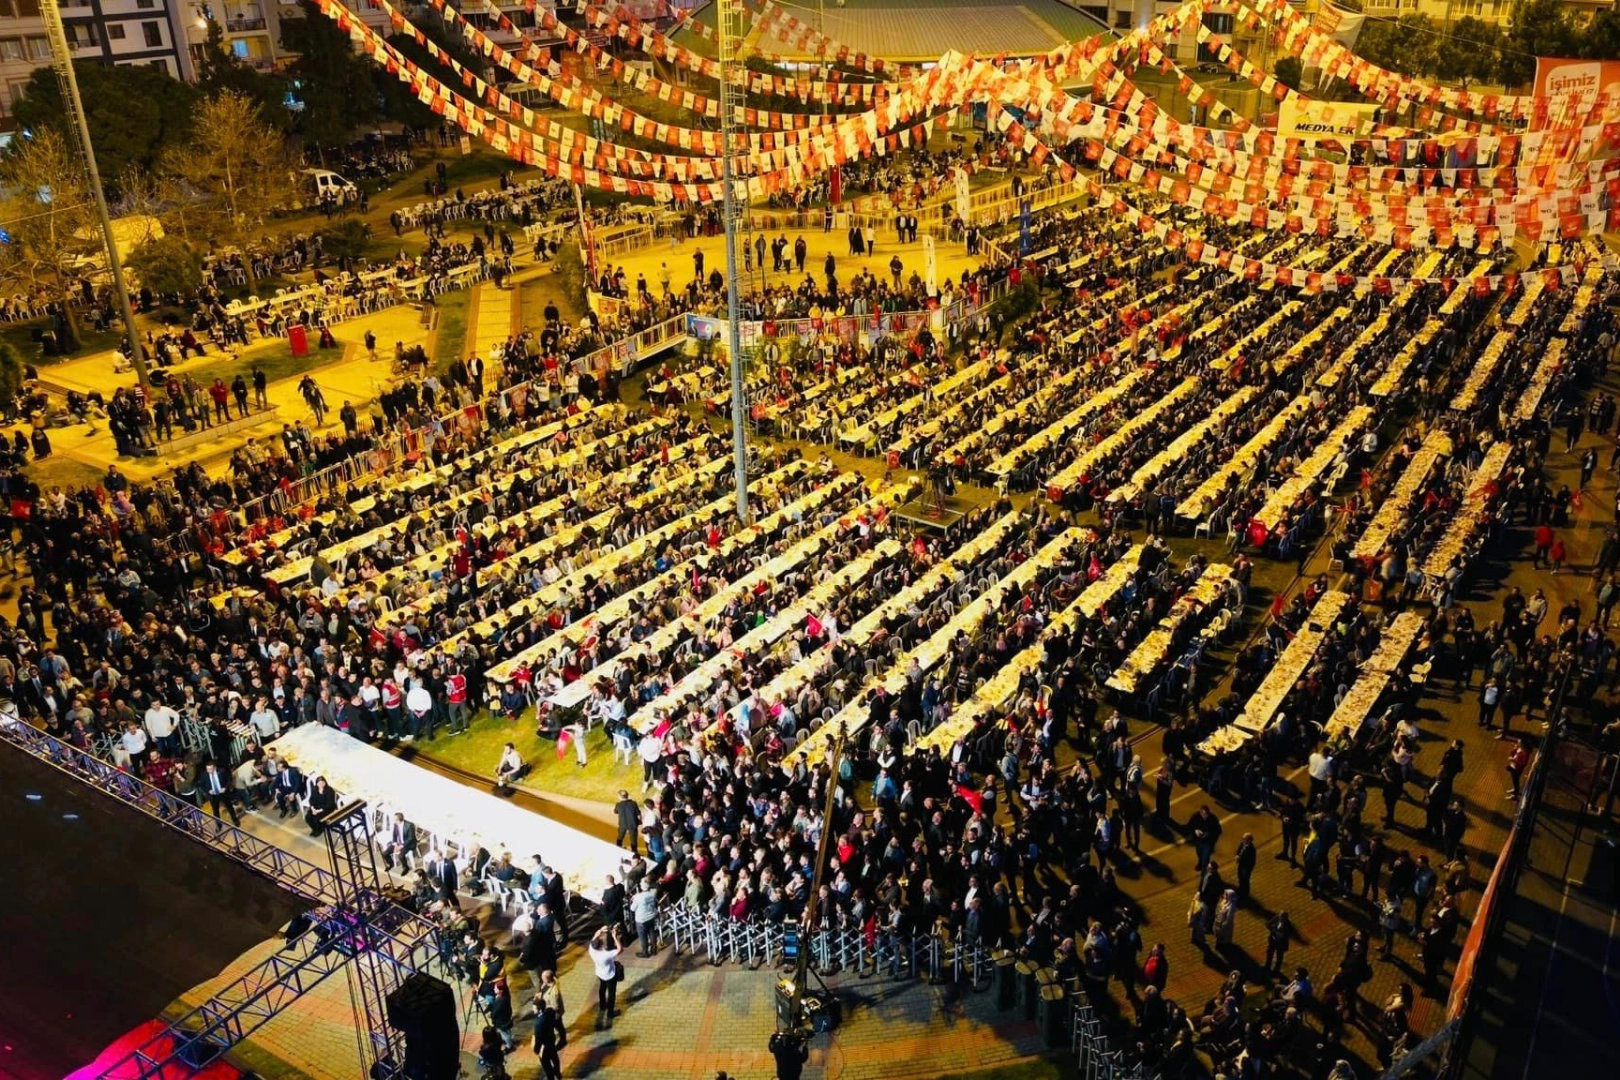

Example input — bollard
[1017,959,1040,1018]
[993,950,1017,1011]
[1039,984,1068,1048]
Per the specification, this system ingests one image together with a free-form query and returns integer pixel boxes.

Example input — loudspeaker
[385,973,459,1080]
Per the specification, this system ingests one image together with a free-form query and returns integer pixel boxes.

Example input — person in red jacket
[1506,740,1532,800]
[381,679,403,739]
[1533,523,1554,568]
[209,378,231,424]
[446,667,470,735]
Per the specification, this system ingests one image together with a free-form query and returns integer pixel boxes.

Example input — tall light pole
[718,0,750,524]
[40,0,148,386]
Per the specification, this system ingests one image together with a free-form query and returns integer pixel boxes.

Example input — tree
[195,19,291,130]
[1581,7,1620,60]
[319,218,372,263]
[1498,0,1576,87]
[10,61,199,198]
[0,129,99,352]
[126,235,202,297]
[0,341,24,405]
[1274,56,1304,92]
[165,92,290,290]
[281,0,384,154]
[1435,16,1501,87]
[1355,14,1439,77]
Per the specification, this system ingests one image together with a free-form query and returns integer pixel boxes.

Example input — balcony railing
[226,16,268,31]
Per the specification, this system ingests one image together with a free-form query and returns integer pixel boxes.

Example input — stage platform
[0,741,306,1078]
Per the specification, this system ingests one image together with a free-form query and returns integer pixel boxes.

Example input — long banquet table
[271,723,624,895]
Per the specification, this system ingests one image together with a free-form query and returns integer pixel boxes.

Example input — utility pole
[718,0,750,524]
[40,0,148,387]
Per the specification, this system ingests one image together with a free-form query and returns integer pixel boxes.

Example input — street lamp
[38,0,148,386]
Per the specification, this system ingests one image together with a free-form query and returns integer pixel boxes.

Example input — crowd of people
[4,128,1620,1080]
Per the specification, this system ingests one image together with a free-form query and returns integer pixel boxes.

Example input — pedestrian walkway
[26,303,431,485]
[470,279,516,361]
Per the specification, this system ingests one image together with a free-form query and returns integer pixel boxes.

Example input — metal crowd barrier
[654,906,997,989]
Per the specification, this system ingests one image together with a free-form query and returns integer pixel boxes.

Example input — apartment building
[185,2,286,71]
[0,0,194,126]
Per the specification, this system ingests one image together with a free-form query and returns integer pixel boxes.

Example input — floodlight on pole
[39,0,148,387]
[718,0,751,524]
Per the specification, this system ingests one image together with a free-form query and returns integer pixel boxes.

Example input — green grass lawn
[0,320,125,366]
[414,707,636,807]
[182,338,344,391]
[21,451,105,493]
[428,288,472,372]
[516,272,584,328]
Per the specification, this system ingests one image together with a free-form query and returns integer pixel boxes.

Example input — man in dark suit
[600,874,626,930]
[18,664,51,720]
[521,902,558,976]
[202,760,241,825]
[273,758,305,818]
[539,864,568,945]
[425,851,459,906]
[614,790,640,854]
[384,812,418,873]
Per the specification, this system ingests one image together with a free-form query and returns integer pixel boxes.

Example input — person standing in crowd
[614,790,640,854]
[588,925,626,1025]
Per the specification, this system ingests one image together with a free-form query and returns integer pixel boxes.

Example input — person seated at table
[271,753,305,818]
[496,741,527,792]
[499,681,528,723]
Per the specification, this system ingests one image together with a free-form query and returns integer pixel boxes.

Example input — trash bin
[993,951,1017,1012]
[288,324,309,357]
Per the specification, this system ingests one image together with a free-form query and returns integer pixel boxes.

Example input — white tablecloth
[1111,388,1257,504]
[1511,337,1567,422]
[1235,589,1353,733]
[1047,377,1201,494]
[270,724,625,896]
[1322,611,1425,742]
[1352,429,1454,560]
[1254,406,1372,529]
[1106,564,1234,694]
[1177,395,1311,519]
[1451,330,1515,413]
[1422,440,1513,577]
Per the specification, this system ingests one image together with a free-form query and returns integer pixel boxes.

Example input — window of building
[137,0,156,7]
[0,39,26,63]
[1113,11,1132,29]
[142,20,163,47]
[65,22,99,50]
[107,24,127,40]
[25,36,50,61]
[0,0,44,18]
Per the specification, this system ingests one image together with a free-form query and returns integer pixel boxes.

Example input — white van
[302,169,359,206]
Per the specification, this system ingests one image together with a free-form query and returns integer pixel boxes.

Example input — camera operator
[769,1028,810,1080]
